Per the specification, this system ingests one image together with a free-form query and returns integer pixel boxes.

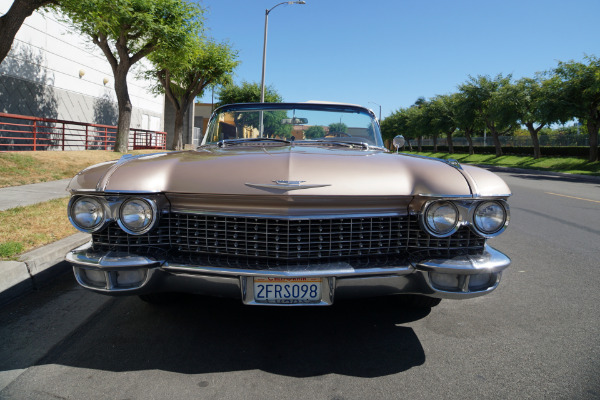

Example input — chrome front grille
[92,212,485,261]
[168,214,408,259]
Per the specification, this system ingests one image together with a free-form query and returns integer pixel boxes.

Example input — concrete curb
[0,232,90,305]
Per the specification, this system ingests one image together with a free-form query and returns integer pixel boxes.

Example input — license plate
[254,277,322,304]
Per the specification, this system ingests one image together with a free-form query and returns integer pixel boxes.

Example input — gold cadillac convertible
[66,102,511,307]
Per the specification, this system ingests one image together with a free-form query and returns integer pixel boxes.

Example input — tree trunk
[172,108,185,151]
[417,136,422,152]
[433,135,438,152]
[587,120,599,162]
[113,65,132,152]
[465,129,474,155]
[489,125,503,157]
[0,0,51,64]
[446,129,455,154]
[525,122,541,159]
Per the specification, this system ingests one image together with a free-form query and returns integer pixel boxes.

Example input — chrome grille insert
[92,213,485,261]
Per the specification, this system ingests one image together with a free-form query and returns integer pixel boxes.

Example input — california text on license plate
[254,277,322,304]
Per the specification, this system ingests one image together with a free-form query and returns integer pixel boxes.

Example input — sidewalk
[0,179,90,305]
[0,179,73,211]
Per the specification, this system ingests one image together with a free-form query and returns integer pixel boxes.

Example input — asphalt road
[1,169,599,400]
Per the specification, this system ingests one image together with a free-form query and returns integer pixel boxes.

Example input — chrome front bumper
[66,242,511,305]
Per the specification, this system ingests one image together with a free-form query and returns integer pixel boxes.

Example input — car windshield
[202,103,384,147]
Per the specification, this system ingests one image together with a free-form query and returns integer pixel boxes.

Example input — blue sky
[197,0,600,120]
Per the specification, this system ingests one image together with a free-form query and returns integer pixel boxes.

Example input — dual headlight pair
[68,196,157,235]
[422,199,509,238]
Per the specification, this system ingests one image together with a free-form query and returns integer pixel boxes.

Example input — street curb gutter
[475,164,600,183]
[0,233,90,306]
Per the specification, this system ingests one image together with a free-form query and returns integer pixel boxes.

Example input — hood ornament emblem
[246,180,331,191]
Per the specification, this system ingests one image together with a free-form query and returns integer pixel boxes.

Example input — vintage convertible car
[66,102,511,307]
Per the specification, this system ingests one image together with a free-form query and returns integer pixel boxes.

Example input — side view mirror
[392,135,405,153]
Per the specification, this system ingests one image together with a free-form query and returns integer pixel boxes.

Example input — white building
[0,0,164,131]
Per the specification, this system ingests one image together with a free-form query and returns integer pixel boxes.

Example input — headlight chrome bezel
[470,200,510,238]
[420,199,509,239]
[68,195,161,236]
[421,200,461,238]
[117,197,158,235]
[68,196,107,233]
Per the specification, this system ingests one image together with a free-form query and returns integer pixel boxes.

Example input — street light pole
[259,1,306,103]
[369,101,382,123]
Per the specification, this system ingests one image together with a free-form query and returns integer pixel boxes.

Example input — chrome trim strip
[245,182,332,190]
[163,263,414,278]
[66,243,162,268]
[418,194,512,199]
[415,244,510,274]
[168,210,405,220]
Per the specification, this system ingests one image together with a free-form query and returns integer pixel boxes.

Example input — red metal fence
[0,112,167,151]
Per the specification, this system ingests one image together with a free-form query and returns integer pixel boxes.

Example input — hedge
[414,145,596,158]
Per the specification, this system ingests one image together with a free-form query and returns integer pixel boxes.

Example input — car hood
[67,146,510,197]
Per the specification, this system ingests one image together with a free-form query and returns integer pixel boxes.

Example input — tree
[459,74,518,157]
[304,125,326,139]
[148,37,239,150]
[453,91,482,155]
[0,0,53,65]
[328,122,348,134]
[546,56,600,162]
[60,0,202,152]
[507,77,556,159]
[216,81,282,106]
[216,82,290,138]
[411,99,436,151]
[430,94,458,154]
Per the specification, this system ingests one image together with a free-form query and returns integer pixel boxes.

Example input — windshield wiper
[217,137,291,147]
[304,140,374,150]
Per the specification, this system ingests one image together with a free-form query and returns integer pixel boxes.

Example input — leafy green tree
[453,91,483,155]
[304,125,326,139]
[459,74,518,157]
[505,77,557,158]
[216,81,282,106]
[328,122,348,134]
[0,0,53,64]
[147,37,239,150]
[60,0,202,152]
[430,94,458,153]
[546,56,600,161]
[410,98,437,151]
[216,82,290,138]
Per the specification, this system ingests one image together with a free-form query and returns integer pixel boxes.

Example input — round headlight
[118,198,156,234]
[473,201,507,235]
[424,201,459,237]
[69,196,105,232]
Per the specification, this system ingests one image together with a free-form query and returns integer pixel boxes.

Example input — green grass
[0,242,24,259]
[404,152,600,176]
[0,197,76,261]
[0,150,164,188]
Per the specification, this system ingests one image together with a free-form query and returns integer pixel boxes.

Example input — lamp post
[260,1,306,104]
[368,101,382,123]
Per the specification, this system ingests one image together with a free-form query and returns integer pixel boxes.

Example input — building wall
[0,1,164,130]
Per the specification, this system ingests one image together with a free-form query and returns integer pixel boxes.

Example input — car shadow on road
[38,294,429,378]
